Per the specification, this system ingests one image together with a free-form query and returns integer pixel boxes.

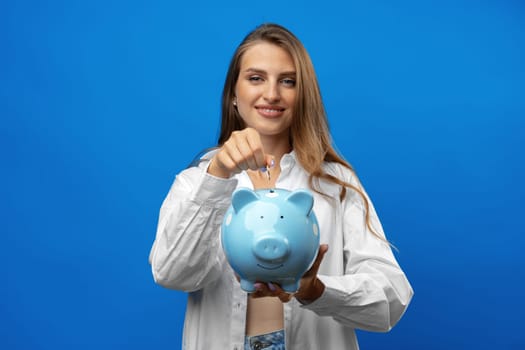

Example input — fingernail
[254,283,263,290]
[260,167,267,172]
[269,159,275,168]
[268,282,276,292]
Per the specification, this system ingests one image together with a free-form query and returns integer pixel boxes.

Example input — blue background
[2,0,524,349]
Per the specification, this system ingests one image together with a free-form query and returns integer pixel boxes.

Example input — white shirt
[149,151,413,350]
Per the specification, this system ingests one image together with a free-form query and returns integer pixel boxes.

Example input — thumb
[307,244,328,277]
[265,154,276,169]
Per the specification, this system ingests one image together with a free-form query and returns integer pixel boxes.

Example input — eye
[248,76,263,83]
[281,78,296,87]
[280,215,284,219]
[260,216,264,219]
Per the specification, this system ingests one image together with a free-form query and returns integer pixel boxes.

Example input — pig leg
[240,279,256,292]
[281,280,300,293]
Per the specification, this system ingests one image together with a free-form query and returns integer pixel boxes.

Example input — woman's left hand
[250,244,329,304]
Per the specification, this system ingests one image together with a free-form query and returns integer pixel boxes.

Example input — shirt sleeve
[301,172,414,332]
[148,160,238,292]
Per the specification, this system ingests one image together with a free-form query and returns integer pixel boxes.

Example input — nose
[252,235,289,263]
[263,81,281,102]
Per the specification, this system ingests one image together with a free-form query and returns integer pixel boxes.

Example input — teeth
[262,108,281,112]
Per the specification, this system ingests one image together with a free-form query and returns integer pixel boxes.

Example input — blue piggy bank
[221,187,320,293]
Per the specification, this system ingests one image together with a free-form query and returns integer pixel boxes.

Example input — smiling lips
[256,105,286,119]
[257,263,284,270]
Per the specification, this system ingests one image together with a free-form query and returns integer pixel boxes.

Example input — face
[234,42,297,141]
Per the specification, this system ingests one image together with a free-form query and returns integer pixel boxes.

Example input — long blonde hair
[219,23,380,239]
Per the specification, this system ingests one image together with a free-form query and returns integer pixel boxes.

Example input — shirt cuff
[298,275,350,315]
[191,166,238,206]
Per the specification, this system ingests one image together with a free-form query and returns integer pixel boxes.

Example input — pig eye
[280,215,284,219]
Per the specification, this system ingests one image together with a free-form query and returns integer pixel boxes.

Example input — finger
[235,136,259,170]
[244,128,267,169]
[311,244,329,272]
[278,292,294,303]
[250,282,271,298]
[304,244,329,278]
[251,282,289,300]
[211,144,247,177]
[266,155,276,169]
[228,131,250,170]
[223,139,246,172]
[268,282,294,303]
[315,244,329,266]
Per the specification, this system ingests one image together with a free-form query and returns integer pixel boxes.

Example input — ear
[285,189,314,216]
[232,188,260,213]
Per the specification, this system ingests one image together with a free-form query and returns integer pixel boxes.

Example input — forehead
[240,42,296,73]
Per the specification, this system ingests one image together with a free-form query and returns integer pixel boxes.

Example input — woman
[149,23,413,350]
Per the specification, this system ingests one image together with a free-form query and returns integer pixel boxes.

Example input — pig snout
[252,234,289,263]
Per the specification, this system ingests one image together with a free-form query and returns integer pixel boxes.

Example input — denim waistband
[244,329,285,350]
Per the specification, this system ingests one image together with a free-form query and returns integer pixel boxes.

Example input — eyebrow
[243,68,296,76]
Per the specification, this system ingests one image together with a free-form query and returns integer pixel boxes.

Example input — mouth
[257,263,284,270]
[255,106,285,118]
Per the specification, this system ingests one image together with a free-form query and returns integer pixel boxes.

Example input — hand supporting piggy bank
[221,187,320,293]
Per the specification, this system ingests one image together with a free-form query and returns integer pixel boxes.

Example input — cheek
[236,101,251,122]
[284,90,297,105]
[235,88,260,118]
[235,81,257,102]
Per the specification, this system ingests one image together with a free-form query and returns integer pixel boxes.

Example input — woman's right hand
[208,128,273,179]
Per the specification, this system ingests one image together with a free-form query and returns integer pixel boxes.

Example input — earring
[233,97,237,106]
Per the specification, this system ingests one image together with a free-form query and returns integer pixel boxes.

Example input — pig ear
[232,188,260,213]
[285,189,314,216]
